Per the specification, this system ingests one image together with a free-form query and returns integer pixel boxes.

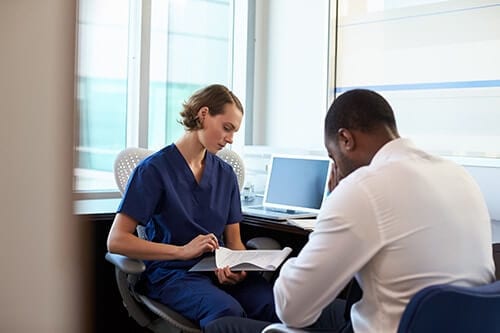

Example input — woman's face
[198,103,243,154]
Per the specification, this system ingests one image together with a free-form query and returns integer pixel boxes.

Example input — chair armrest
[246,237,281,250]
[262,323,310,333]
[105,252,146,275]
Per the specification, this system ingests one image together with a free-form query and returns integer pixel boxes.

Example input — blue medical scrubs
[117,144,278,328]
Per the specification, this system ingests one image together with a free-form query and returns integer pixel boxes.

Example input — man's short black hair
[325,89,397,140]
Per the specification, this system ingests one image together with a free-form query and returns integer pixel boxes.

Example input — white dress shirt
[273,138,495,332]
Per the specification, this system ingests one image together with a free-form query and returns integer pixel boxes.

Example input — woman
[107,84,278,329]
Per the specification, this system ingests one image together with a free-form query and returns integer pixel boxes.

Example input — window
[76,0,129,192]
[148,0,234,148]
[75,0,246,194]
[331,0,500,165]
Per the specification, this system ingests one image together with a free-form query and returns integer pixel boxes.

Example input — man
[206,89,495,333]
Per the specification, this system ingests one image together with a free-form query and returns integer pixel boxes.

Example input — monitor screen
[264,154,331,212]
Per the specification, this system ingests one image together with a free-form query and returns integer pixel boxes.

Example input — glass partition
[330,0,500,164]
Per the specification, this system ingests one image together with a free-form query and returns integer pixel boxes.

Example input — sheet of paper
[287,218,317,230]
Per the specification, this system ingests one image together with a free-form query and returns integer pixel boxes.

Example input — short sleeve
[117,162,164,225]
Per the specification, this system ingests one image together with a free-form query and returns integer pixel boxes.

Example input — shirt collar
[370,137,416,167]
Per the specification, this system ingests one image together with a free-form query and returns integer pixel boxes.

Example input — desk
[238,196,311,255]
[75,197,310,232]
[243,215,311,236]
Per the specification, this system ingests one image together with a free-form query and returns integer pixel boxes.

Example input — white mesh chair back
[216,148,245,191]
[113,147,245,195]
[114,147,154,195]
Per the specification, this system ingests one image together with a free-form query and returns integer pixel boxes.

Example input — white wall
[0,1,89,331]
[253,0,330,150]
[464,166,500,222]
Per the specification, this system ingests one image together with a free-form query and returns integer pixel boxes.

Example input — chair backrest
[215,148,245,191]
[113,147,245,195]
[114,147,154,195]
[397,281,500,333]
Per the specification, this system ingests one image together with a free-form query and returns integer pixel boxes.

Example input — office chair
[396,280,500,333]
[262,280,500,333]
[214,147,245,191]
[107,147,280,333]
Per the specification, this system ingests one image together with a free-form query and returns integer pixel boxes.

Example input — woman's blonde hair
[179,84,244,131]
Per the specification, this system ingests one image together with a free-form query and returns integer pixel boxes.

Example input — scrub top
[117,144,243,281]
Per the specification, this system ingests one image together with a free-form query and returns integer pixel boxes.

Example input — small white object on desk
[287,218,317,230]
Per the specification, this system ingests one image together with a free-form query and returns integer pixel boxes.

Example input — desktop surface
[74,196,313,236]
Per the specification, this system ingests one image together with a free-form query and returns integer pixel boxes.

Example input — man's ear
[338,128,355,152]
[197,106,209,122]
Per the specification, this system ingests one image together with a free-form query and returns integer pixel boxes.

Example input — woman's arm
[107,212,219,260]
[222,222,246,250]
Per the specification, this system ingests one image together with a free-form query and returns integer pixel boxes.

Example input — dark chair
[262,241,500,333]
[262,280,500,333]
[107,147,280,332]
[397,280,500,333]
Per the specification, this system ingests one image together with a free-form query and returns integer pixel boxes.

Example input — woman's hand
[180,233,219,260]
[215,266,247,285]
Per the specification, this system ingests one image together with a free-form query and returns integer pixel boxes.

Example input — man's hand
[215,266,247,285]
[327,161,341,193]
[180,233,219,260]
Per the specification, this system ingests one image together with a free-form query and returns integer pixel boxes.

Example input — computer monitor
[263,154,331,213]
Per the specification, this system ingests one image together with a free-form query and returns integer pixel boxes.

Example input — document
[216,246,292,271]
[287,218,317,230]
[189,247,292,272]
